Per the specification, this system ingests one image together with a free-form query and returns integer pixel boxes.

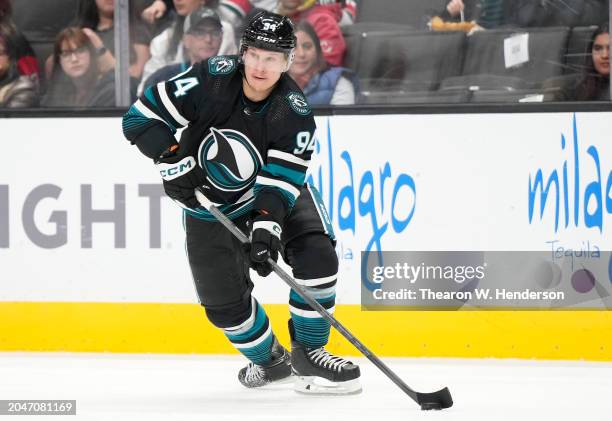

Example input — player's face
[592,33,610,76]
[174,0,202,16]
[290,30,317,78]
[242,47,287,99]
[59,40,92,79]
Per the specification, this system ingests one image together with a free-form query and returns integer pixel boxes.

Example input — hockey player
[122,10,360,394]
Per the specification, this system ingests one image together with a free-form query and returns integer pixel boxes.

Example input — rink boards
[1,112,611,360]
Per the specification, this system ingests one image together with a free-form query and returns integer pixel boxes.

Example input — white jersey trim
[157,82,189,127]
[169,65,194,82]
[267,149,310,168]
[134,99,168,127]
[235,188,254,204]
[255,176,300,200]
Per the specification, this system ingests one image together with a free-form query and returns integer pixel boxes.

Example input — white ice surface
[0,353,610,421]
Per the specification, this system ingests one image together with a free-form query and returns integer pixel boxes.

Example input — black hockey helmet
[240,11,296,57]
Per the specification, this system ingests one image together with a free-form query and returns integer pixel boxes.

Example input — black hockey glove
[247,213,282,277]
[155,144,205,210]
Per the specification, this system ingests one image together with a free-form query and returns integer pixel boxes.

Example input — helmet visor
[242,47,290,73]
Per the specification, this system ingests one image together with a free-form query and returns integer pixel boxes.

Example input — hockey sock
[288,274,336,348]
[223,298,275,365]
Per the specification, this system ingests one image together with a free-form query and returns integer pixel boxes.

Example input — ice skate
[291,340,362,395]
[238,338,292,388]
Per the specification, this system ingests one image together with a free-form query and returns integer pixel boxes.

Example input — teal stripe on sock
[291,313,331,349]
[239,332,274,365]
[223,301,275,365]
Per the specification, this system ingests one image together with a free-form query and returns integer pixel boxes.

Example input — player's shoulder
[204,55,240,77]
[273,74,314,119]
[189,55,240,82]
[184,55,241,99]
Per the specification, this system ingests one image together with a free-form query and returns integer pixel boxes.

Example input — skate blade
[293,375,362,395]
[272,375,295,385]
[242,375,295,391]
[261,374,296,388]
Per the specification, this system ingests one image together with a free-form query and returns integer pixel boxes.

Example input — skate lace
[244,363,265,383]
[307,348,351,372]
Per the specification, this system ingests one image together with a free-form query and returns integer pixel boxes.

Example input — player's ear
[239,45,248,64]
[284,50,295,72]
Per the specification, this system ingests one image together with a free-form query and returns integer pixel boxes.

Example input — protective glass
[189,28,223,39]
[593,44,610,55]
[60,46,89,60]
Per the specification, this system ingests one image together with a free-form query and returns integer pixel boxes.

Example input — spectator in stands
[276,0,346,66]
[301,0,357,26]
[140,2,364,55]
[559,26,610,101]
[141,0,174,25]
[253,1,356,25]
[442,0,608,29]
[440,0,505,29]
[137,0,175,38]
[139,0,237,94]
[288,21,355,105]
[74,0,151,80]
[0,0,40,85]
[142,7,223,90]
[42,27,120,107]
[250,0,276,12]
[141,0,252,32]
[510,0,608,28]
[0,23,38,107]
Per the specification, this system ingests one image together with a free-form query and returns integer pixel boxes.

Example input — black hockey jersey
[122,55,317,222]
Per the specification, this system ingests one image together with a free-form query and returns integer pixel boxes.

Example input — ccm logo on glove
[158,157,196,181]
[248,217,282,277]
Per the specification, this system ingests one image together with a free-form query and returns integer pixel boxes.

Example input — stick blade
[417,387,453,410]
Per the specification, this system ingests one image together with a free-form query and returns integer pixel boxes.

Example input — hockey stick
[195,190,453,410]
